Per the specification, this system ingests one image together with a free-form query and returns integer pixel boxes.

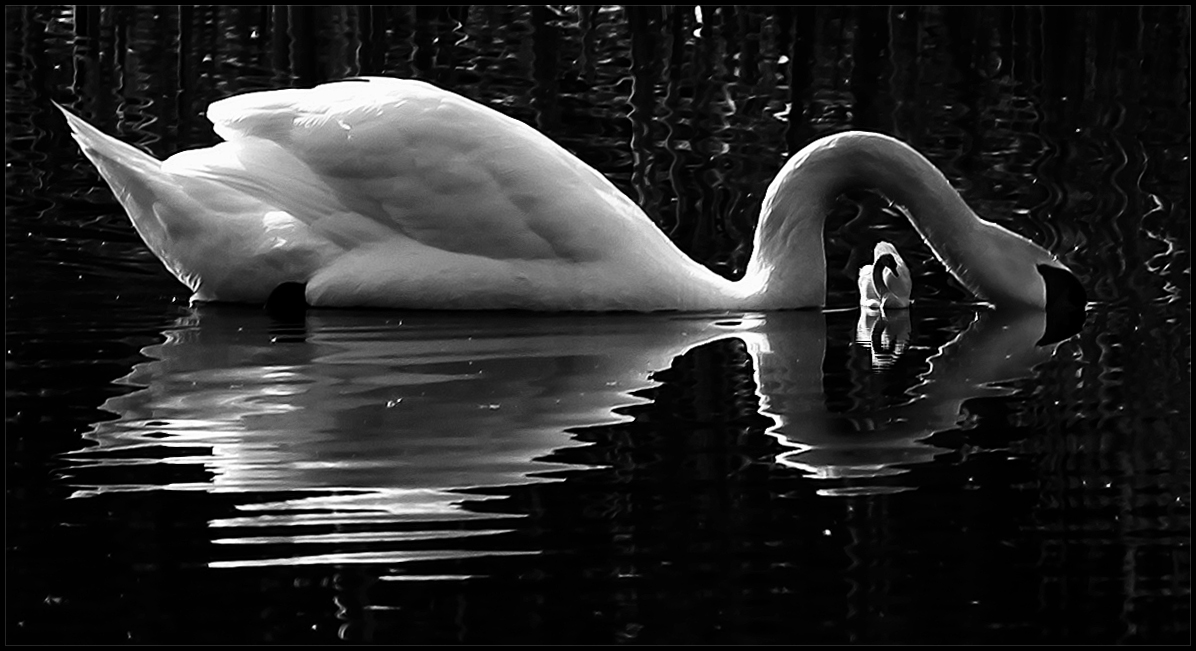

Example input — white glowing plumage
[59,77,1079,311]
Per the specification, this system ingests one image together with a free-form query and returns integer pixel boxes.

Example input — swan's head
[858,241,912,310]
[946,221,1087,313]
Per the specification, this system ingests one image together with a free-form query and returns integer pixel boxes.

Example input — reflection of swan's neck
[742,132,978,309]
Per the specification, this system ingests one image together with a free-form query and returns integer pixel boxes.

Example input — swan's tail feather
[58,104,343,303]
[55,103,204,289]
[56,103,163,194]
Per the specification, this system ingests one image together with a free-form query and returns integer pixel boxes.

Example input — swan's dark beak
[1037,264,1086,344]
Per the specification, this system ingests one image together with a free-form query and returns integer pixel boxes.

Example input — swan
[858,241,912,310]
[58,77,1084,312]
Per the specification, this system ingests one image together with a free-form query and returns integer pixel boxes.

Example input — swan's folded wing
[202,77,650,263]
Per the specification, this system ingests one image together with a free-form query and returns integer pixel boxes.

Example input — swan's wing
[190,77,649,263]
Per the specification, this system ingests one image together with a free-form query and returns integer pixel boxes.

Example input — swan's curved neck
[742,132,979,309]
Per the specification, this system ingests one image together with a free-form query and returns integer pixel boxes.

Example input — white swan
[858,241,912,310]
[58,77,1084,312]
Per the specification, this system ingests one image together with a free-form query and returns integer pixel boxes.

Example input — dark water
[6,6,1190,644]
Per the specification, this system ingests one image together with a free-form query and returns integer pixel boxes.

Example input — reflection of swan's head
[855,307,912,369]
[858,241,912,310]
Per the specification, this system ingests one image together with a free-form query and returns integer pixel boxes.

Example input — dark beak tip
[1038,264,1086,311]
[1037,265,1087,344]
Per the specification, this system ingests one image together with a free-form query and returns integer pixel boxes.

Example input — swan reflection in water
[66,306,1072,563]
[856,309,912,370]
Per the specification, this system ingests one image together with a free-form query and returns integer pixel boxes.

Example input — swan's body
[59,77,1083,312]
[858,241,912,310]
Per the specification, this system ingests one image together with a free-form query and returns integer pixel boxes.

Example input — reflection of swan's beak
[773,308,1066,492]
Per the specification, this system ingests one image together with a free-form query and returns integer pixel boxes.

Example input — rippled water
[6,6,1190,644]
